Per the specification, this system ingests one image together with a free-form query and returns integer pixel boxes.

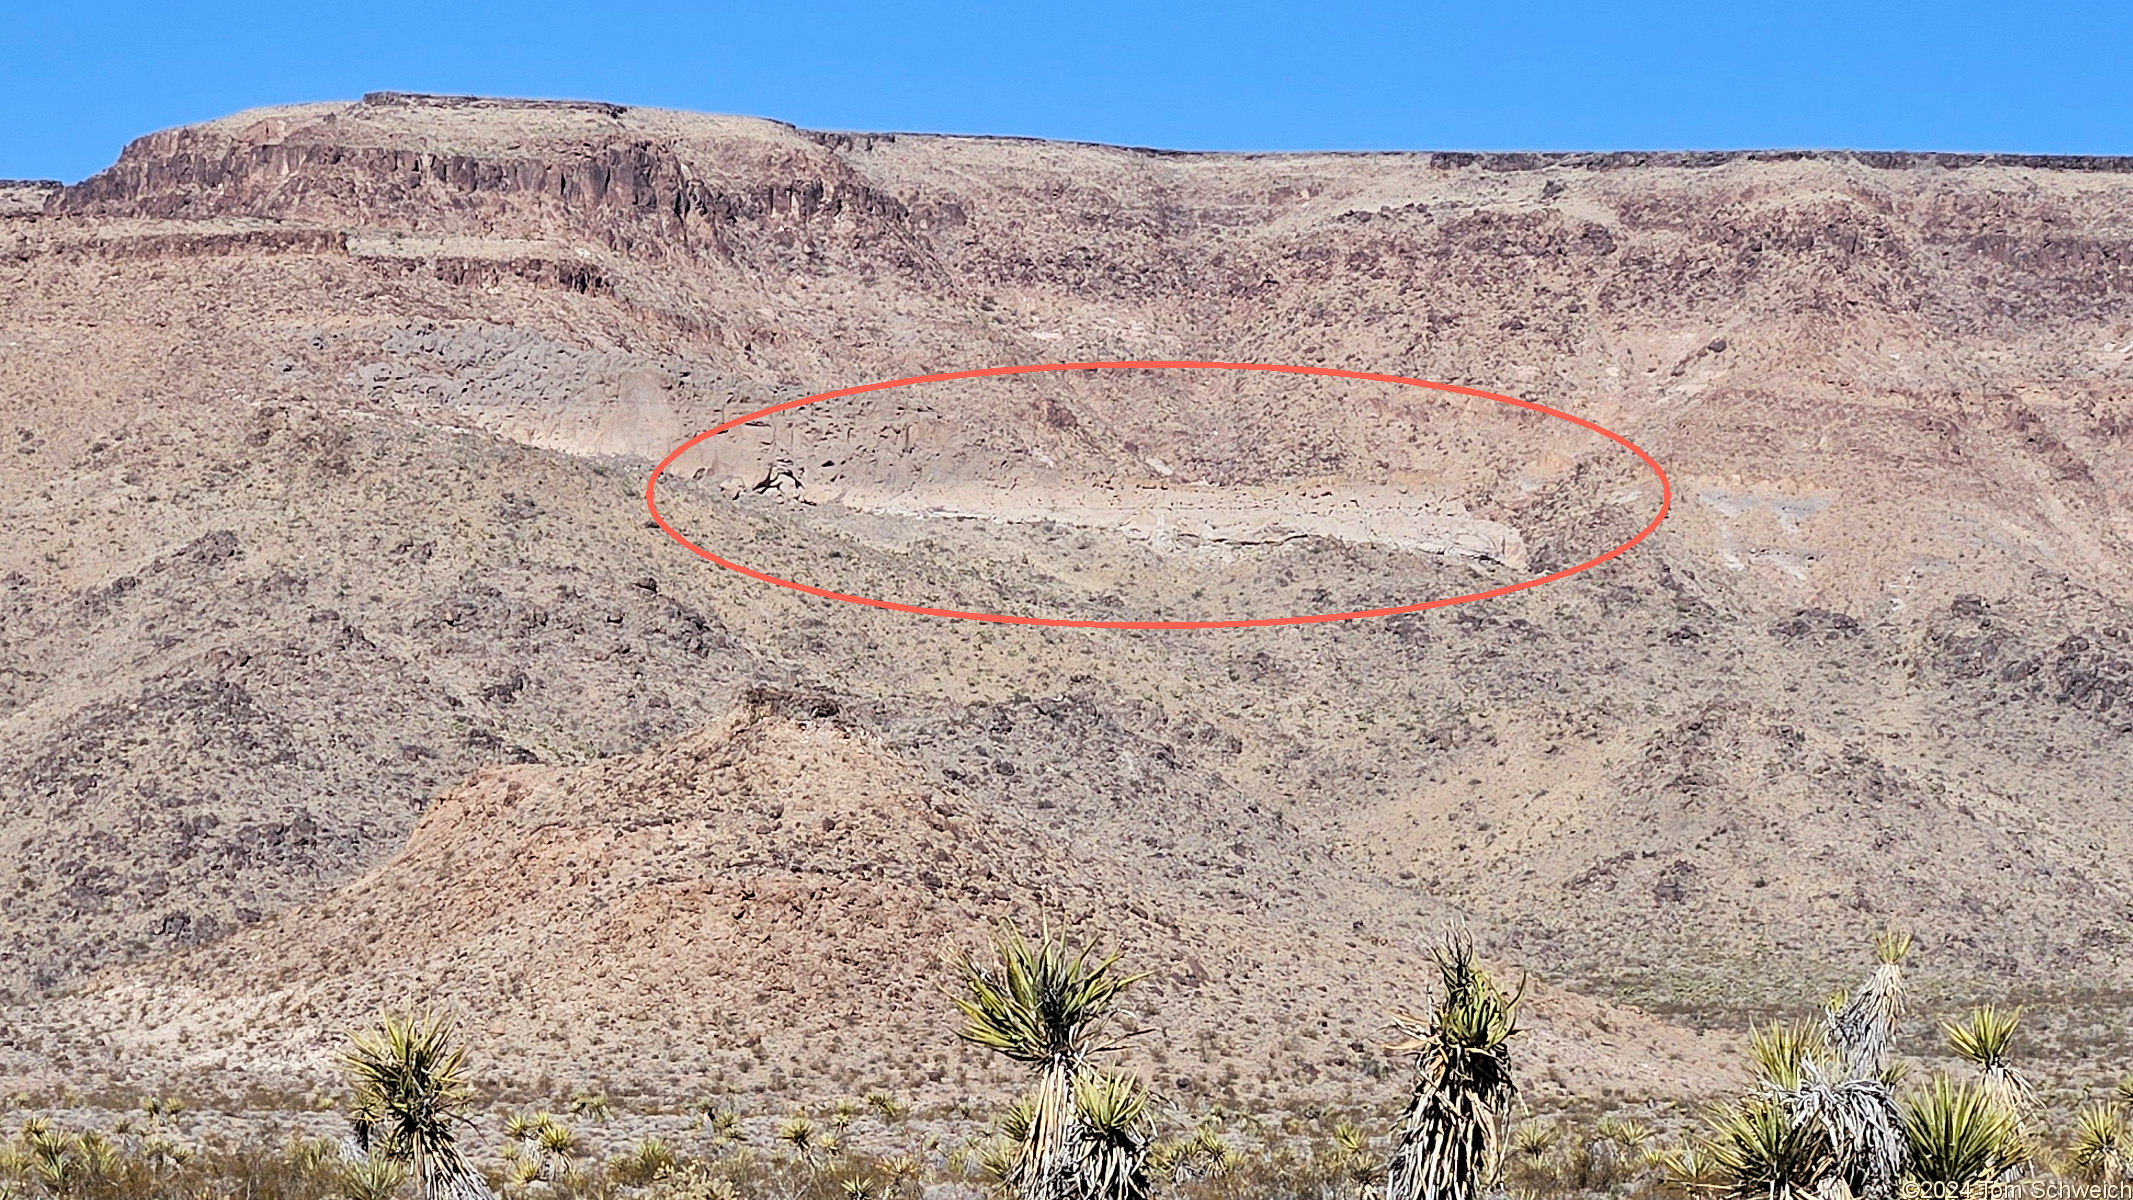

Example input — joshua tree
[1381,932,1524,1200]
[945,921,1148,1200]
[342,1009,488,1200]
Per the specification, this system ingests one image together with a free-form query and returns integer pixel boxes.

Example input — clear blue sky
[4,0,2130,182]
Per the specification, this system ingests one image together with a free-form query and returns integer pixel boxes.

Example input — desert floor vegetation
[1,926,2129,1200]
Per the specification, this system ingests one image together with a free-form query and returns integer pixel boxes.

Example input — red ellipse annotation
[644,361,1672,630]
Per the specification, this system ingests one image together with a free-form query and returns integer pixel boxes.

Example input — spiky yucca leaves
[343,1009,487,1200]
[1150,1122,1242,1186]
[1382,934,1525,1200]
[1746,1022,1829,1092]
[346,1154,413,1200]
[1901,1076,2026,1186]
[947,923,1145,1067]
[2070,1103,2131,1184]
[866,1093,910,1121]
[1585,1117,1657,1181]
[947,922,1147,1200]
[776,1117,827,1169]
[1693,1097,1832,1200]
[1511,1121,1559,1163]
[1826,933,1910,1081]
[1071,1072,1151,1200]
[1942,1006,2036,1122]
[1322,1124,1379,1200]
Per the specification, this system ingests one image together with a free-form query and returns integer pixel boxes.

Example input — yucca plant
[1692,1097,1831,1200]
[610,1137,677,1187]
[1788,1075,1907,1200]
[1583,1116,1656,1182]
[946,921,1147,1200]
[866,1093,909,1121]
[2069,1102,2131,1184]
[1510,1120,1558,1163]
[1745,1022,1827,1092]
[534,1115,579,1165]
[1151,1122,1239,1185]
[141,1133,193,1171]
[1942,1006,2035,1121]
[1072,1072,1151,1200]
[1382,933,1524,1200]
[777,1116,825,1169]
[1714,937,1912,1200]
[343,1009,487,1200]
[22,1127,91,1199]
[1900,1075,2025,1186]
[345,1153,413,1200]
[1826,932,1910,1080]
[1651,1141,1718,1196]
[1323,1123,1378,1200]
[1595,1117,1654,1152]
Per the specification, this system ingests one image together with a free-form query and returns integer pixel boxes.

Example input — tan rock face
[4,93,2133,1105]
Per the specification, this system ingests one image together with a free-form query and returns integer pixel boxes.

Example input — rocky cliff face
[4,94,2132,1104]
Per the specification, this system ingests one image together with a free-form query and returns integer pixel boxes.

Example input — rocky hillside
[12,688,1732,1109]
[2,93,2130,1105]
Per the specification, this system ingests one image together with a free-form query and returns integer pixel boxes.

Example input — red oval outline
[645,361,1671,630]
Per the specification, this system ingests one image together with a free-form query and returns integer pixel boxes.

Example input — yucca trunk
[1384,1061,1515,1200]
[1826,932,1909,1080]
[1011,1059,1083,1200]
[947,922,1147,1200]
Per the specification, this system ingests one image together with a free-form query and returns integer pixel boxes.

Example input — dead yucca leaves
[1382,931,1524,1200]
[1787,1077,1907,1200]
[1825,931,1910,1080]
